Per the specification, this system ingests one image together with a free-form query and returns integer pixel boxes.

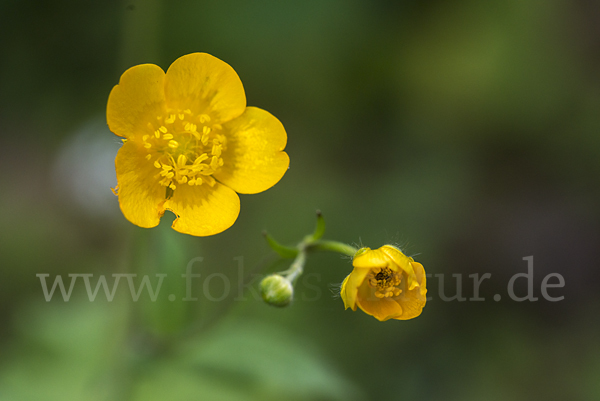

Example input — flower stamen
[142,108,227,190]
[367,267,402,299]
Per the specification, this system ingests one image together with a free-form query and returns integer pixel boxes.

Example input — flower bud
[260,275,294,307]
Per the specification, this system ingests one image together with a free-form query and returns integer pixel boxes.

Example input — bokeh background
[1,0,599,400]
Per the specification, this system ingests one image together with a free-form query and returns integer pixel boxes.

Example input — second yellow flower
[341,245,427,321]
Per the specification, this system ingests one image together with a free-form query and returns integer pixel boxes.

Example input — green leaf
[263,231,298,259]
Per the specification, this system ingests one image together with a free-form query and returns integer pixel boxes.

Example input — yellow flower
[107,53,289,236]
[341,245,427,321]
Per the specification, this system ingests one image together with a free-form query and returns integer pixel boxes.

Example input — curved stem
[308,240,357,257]
[284,248,307,283]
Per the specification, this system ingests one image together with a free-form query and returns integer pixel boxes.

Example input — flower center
[141,109,226,191]
[367,267,402,298]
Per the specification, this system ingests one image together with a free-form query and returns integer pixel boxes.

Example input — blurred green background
[1,0,599,400]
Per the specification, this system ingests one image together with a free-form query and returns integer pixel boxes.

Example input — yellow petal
[352,248,389,269]
[340,267,371,311]
[164,53,246,124]
[340,274,352,309]
[163,181,240,236]
[107,64,166,140]
[393,262,427,320]
[411,261,427,296]
[381,245,419,290]
[115,141,166,228]
[356,283,403,321]
[214,107,289,194]
[393,293,426,320]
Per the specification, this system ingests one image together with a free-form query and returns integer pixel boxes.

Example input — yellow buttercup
[341,245,427,321]
[107,53,289,236]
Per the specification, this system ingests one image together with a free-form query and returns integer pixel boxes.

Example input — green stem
[283,248,306,283]
[308,240,357,257]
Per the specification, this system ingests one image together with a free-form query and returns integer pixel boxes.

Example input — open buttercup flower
[107,53,289,236]
[341,245,427,321]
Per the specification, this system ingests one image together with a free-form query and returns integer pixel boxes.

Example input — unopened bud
[260,275,294,307]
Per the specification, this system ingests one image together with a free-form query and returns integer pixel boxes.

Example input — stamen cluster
[367,267,402,298]
[141,109,226,190]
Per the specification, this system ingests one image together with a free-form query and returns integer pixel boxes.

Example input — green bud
[260,275,294,307]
